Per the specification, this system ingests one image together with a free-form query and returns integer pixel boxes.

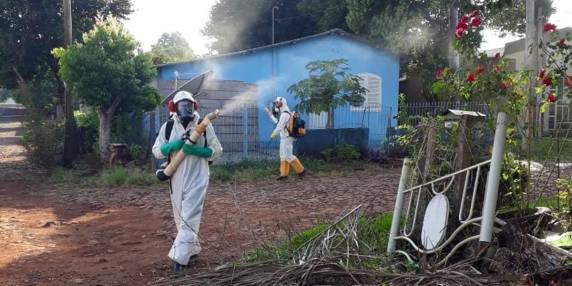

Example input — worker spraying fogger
[266,96,306,180]
[152,91,223,272]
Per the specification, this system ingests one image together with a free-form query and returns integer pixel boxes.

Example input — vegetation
[245,213,393,264]
[149,32,195,65]
[210,157,372,182]
[320,143,361,161]
[54,16,159,162]
[288,59,366,128]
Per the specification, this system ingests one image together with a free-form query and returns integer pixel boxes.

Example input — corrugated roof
[156,29,394,68]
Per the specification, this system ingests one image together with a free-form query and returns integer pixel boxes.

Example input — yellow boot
[289,158,306,177]
[278,161,289,180]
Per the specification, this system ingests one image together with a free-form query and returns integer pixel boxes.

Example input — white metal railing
[387,112,508,266]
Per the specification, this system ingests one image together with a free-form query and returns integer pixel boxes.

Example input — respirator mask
[177,100,196,127]
[271,100,283,118]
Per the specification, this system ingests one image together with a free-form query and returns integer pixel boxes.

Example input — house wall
[157,34,399,145]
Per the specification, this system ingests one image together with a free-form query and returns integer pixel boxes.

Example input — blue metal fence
[141,103,396,163]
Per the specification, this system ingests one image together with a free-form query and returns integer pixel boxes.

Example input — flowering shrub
[537,22,572,107]
[432,10,528,117]
[453,10,483,60]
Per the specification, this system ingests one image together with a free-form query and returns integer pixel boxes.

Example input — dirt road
[0,106,400,285]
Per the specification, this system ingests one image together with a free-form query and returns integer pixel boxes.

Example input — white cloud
[123,0,218,56]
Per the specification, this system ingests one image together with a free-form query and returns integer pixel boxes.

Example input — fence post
[479,112,507,243]
[388,158,412,253]
[242,106,249,159]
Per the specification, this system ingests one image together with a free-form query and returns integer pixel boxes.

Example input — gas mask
[271,100,283,118]
[177,100,196,127]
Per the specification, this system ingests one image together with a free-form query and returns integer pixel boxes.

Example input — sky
[125,0,572,55]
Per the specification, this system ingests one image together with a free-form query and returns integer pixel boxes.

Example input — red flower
[469,10,480,18]
[455,28,465,38]
[471,17,481,27]
[565,76,572,87]
[538,68,546,79]
[436,68,444,79]
[543,76,552,86]
[500,81,510,90]
[456,21,468,30]
[547,93,557,102]
[544,23,557,32]
[466,73,476,84]
[460,15,469,23]
[475,64,485,75]
[559,38,566,47]
[494,52,501,59]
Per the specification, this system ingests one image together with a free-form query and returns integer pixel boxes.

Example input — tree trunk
[98,111,112,162]
[326,107,335,129]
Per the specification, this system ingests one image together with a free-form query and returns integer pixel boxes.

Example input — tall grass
[244,213,393,264]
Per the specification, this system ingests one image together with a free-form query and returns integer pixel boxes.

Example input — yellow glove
[270,132,277,140]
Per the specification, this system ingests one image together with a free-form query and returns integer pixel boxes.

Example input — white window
[308,111,328,129]
[351,73,382,111]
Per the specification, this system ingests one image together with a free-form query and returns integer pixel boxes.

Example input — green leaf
[540,102,548,113]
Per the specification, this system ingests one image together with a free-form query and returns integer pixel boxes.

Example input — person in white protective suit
[270,97,306,179]
[152,91,223,271]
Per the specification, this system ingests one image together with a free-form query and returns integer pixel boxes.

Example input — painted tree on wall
[288,59,366,129]
[54,17,159,162]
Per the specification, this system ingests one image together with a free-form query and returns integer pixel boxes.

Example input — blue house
[152,29,399,158]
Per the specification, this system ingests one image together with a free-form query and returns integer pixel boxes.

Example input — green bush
[320,144,361,161]
[22,120,64,169]
[129,144,145,164]
[75,111,98,153]
[499,153,528,209]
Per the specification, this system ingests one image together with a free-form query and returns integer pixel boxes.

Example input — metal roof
[156,29,394,68]
[443,109,486,117]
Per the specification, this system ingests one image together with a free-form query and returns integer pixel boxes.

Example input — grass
[47,157,379,186]
[547,232,572,249]
[513,137,572,162]
[244,213,393,263]
[48,165,159,188]
[99,167,157,187]
[210,157,375,182]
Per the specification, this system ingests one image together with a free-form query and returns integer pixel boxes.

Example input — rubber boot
[277,161,289,180]
[289,158,306,177]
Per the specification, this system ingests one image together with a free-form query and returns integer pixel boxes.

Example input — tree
[203,0,318,53]
[287,59,366,129]
[150,32,195,65]
[0,0,132,166]
[54,17,159,162]
[0,0,132,89]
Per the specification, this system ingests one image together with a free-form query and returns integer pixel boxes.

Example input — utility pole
[272,5,279,45]
[62,0,78,167]
[448,4,460,69]
[523,0,537,153]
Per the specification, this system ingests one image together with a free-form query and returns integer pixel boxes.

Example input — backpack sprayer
[156,109,221,181]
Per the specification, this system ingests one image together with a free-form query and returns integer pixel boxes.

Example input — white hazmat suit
[152,111,223,265]
[270,97,305,178]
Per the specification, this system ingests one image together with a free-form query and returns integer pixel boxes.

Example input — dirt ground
[0,110,401,285]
